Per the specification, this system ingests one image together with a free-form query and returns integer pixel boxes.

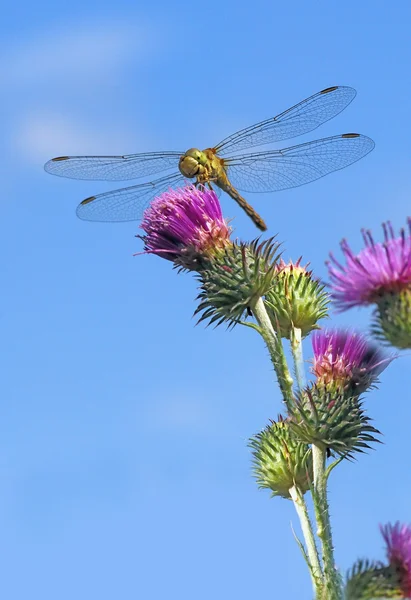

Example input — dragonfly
[44,86,374,231]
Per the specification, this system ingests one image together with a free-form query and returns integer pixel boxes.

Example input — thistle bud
[264,259,329,339]
[249,418,313,499]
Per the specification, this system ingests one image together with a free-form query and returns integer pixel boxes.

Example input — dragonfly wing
[215,86,357,156]
[224,134,375,193]
[44,151,183,181]
[76,172,186,222]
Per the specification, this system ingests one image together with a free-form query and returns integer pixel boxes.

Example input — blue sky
[2,1,411,598]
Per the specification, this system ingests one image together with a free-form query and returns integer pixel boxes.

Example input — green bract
[345,559,403,599]
[372,289,411,349]
[288,386,381,459]
[195,237,282,328]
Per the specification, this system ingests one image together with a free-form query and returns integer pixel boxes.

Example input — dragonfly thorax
[179,148,208,178]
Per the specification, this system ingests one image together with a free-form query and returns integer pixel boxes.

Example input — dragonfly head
[179,148,208,178]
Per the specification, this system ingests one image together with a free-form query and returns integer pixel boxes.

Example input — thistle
[139,184,231,270]
[287,330,388,457]
[327,219,411,348]
[381,522,411,598]
[137,180,402,600]
[249,418,313,499]
[311,329,391,396]
[345,523,411,599]
[264,259,330,339]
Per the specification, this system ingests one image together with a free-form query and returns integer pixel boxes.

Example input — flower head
[327,219,411,310]
[249,417,313,498]
[265,258,330,338]
[140,185,231,270]
[380,522,411,597]
[312,329,390,394]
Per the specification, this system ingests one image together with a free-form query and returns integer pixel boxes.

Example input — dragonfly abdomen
[221,180,267,231]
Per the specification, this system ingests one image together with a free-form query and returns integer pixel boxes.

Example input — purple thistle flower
[380,522,411,598]
[311,329,390,392]
[327,219,411,310]
[139,185,231,270]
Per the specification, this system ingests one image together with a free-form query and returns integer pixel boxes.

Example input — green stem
[290,327,306,392]
[289,485,323,595]
[289,325,341,596]
[252,297,294,406]
[312,445,342,600]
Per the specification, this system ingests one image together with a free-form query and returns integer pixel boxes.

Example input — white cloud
[0,20,152,87]
[14,112,135,163]
[3,18,160,163]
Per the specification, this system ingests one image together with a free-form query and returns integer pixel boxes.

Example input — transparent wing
[44,151,183,181]
[212,184,221,199]
[224,134,375,193]
[215,86,357,157]
[76,172,186,222]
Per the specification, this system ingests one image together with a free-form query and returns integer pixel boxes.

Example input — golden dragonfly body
[45,86,374,231]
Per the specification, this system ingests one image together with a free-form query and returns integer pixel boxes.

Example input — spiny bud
[264,259,329,339]
[249,418,313,499]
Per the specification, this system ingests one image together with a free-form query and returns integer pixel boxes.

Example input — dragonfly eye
[179,156,200,178]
